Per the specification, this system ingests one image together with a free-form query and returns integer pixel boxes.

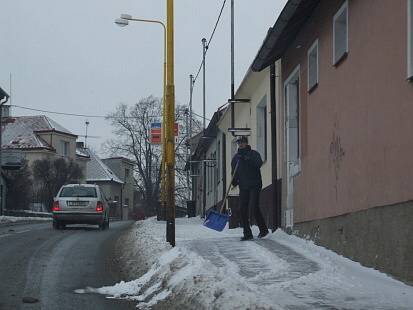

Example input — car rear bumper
[53,212,104,224]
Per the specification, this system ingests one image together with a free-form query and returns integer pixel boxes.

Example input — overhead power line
[193,0,228,84]
[10,104,209,121]
[11,104,107,118]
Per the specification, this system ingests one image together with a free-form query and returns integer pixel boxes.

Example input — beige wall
[218,67,275,193]
[37,132,77,160]
[102,158,134,209]
[281,0,413,223]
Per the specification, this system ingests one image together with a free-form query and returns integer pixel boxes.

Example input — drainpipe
[230,0,235,133]
[270,63,281,230]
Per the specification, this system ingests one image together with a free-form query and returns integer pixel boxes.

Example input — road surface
[0,220,136,310]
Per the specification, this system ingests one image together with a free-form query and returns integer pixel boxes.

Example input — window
[125,198,129,207]
[256,95,267,160]
[114,195,119,203]
[60,141,69,156]
[333,1,348,65]
[125,168,130,179]
[60,186,97,198]
[307,39,319,91]
[408,0,413,79]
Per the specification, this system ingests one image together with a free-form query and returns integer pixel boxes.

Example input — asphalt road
[0,220,137,310]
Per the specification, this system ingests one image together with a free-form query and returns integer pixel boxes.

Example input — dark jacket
[231,145,263,190]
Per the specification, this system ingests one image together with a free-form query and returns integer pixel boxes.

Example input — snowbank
[0,215,52,224]
[76,217,413,309]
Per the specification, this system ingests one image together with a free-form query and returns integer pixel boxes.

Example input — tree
[3,160,33,210]
[104,96,201,216]
[32,158,83,211]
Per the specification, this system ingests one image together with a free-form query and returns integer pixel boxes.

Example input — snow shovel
[203,161,239,231]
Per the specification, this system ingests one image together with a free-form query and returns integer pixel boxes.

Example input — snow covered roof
[86,150,123,184]
[76,147,90,158]
[1,115,75,150]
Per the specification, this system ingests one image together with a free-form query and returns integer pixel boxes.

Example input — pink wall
[282,0,413,222]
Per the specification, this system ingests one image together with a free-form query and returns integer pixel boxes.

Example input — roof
[252,0,321,72]
[86,150,124,184]
[191,110,224,161]
[102,156,135,165]
[76,147,90,158]
[0,87,9,102]
[1,115,75,150]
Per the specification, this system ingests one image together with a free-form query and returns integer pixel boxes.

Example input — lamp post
[115,14,167,222]
[115,5,176,247]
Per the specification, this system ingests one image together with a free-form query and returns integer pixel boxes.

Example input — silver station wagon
[52,184,110,230]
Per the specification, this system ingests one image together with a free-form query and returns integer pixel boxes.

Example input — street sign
[150,122,162,144]
[150,122,179,144]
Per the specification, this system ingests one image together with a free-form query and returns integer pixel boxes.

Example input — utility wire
[11,104,107,118]
[193,0,227,84]
[10,104,208,121]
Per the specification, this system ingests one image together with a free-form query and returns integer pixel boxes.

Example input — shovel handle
[219,160,240,213]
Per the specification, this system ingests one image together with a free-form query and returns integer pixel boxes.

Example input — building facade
[252,0,413,284]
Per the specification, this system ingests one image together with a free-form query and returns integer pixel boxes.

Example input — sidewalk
[79,217,413,310]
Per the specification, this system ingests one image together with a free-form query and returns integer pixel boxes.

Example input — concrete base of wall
[293,200,413,285]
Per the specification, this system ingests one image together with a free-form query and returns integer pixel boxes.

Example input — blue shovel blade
[203,210,229,232]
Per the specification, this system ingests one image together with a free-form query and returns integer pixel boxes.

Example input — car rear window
[60,186,97,198]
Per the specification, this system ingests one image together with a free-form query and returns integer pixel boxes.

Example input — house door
[285,68,300,228]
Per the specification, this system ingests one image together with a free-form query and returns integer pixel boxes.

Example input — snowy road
[0,220,136,310]
[88,218,413,310]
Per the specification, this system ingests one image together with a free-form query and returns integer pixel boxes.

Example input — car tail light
[96,201,104,212]
[52,201,60,212]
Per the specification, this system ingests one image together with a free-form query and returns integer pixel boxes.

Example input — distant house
[189,112,225,217]
[1,114,87,177]
[102,157,135,210]
[85,151,135,220]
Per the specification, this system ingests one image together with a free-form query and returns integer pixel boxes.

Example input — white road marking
[0,234,11,239]
[15,229,31,234]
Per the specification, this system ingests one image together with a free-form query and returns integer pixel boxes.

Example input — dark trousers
[239,187,268,237]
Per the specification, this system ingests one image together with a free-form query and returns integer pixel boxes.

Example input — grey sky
[0,0,287,155]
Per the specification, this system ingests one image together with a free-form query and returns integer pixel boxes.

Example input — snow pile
[0,215,51,224]
[76,217,413,309]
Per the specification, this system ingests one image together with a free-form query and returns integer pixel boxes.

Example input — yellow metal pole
[166,0,175,246]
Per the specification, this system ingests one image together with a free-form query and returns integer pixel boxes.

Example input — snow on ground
[76,217,413,310]
[0,215,51,224]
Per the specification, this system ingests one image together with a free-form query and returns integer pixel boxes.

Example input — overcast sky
[0,0,287,155]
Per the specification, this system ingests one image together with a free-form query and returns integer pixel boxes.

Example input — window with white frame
[256,95,267,160]
[308,39,319,91]
[333,1,348,65]
[408,0,413,79]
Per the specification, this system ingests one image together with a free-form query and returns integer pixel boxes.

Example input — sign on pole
[151,122,179,144]
[150,122,162,144]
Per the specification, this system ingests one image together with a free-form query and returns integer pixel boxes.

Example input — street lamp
[114,13,174,245]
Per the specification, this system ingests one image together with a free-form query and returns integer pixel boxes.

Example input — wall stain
[330,119,345,201]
